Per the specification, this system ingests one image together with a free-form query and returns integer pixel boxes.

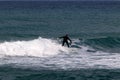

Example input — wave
[0,37,92,58]
[0,37,120,70]
[84,37,120,52]
[1,36,120,58]
[0,37,70,57]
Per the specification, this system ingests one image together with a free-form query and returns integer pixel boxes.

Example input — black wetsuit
[59,35,72,47]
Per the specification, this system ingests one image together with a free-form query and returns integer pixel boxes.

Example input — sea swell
[84,36,120,52]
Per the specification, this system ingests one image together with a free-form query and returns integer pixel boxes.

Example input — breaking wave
[0,37,120,70]
[0,37,70,57]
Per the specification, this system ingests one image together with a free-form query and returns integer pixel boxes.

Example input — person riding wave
[59,34,72,47]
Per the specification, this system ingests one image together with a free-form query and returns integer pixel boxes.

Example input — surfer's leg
[62,41,65,46]
[66,41,69,47]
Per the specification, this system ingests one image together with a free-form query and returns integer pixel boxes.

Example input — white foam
[0,37,69,57]
[0,37,120,70]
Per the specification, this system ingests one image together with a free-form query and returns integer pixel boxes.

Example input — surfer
[59,34,72,47]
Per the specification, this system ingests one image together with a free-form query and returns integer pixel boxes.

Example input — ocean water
[0,1,120,80]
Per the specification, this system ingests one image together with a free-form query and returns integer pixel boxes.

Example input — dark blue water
[0,1,120,40]
[0,67,120,80]
[0,1,120,80]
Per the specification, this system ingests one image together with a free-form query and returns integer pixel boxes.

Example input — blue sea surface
[0,1,120,80]
[0,1,120,40]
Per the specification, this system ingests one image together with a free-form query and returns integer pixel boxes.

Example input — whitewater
[0,37,119,70]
